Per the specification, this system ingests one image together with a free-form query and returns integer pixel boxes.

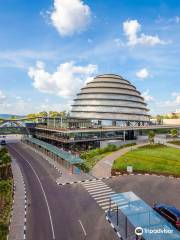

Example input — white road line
[82,180,103,184]
[83,184,106,188]
[87,187,111,193]
[78,219,87,238]
[99,202,117,208]
[83,182,105,187]
[96,198,111,203]
[94,193,115,200]
[90,190,114,197]
[10,146,56,240]
[87,188,111,194]
[85,186,107,191]
[83,184,107,189]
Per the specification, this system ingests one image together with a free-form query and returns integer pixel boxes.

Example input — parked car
[0,140,6,145]
[153,203,180,230]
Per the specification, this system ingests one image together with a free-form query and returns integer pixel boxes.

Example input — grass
[167,140,180,146]
[0,180,13,240]
[79,143,136,172]
[112,144,180,176]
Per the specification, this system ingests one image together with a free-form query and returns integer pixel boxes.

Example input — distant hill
[0,114,24,119]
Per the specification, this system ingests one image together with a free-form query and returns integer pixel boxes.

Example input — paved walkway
[9,158,26,240]
[165,142,180,149]
[91,142,148,178]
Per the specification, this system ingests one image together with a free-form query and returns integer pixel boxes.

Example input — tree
[38,111,48,117]
[0,181,9,207]
[1,154,11,179]
[0,148,8,157]
[156,115,163,125]
[148,131,155,144]
[170,128,178,138]
[49,111,61,118]
[26,113,37,119]
[10,115,16,120]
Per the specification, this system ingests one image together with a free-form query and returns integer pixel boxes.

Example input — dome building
[71,74,150,126]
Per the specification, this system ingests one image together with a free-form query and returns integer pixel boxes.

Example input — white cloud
[136,68,149,79]
[172,92,180,97]
[175,95,180,104]
[0,91,13,113]
[158,93,180,108]
[28,61,97,98]
[0,50,56,69]
[0,91,6,104]
[123,19,166,46]
[142,89,154,102]
[50,0,91,36]
[114,38,125,47]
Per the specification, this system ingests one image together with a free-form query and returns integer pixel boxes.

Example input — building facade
[71,74,150,127]
[28,74,151,151]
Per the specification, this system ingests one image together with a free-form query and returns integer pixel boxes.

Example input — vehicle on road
[153,203,180,230]
[0,139,6,145]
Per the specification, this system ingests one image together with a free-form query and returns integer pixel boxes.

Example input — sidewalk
[165,142,180,149]
[91,142,148,178]
[24,143,94,185]
[9,158,27,240]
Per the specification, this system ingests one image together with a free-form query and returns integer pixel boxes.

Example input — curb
[7,182,15,240]
[8,157,27,240]
[57,175,118,185]
[112,172,180,180]
[57,172,180,186]
[105,216,122,239]
[23,177,27,240]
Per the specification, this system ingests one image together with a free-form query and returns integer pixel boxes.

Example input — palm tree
[148,131,155,144]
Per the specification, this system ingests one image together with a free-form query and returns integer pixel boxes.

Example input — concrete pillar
[123,130,126,142]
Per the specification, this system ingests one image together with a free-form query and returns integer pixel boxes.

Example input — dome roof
[71,74,150,122]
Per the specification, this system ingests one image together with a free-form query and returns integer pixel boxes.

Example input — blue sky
[0,0,180,115]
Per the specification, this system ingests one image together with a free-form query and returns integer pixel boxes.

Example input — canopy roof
[110,191,180,240]
[26,137,84,165]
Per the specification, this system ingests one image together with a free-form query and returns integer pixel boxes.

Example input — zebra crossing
[82,179,116,211]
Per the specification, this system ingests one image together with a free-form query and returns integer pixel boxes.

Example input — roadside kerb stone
[8,158,27,240]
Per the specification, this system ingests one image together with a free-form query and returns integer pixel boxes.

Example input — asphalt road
[8,143,117,240]
[105,174,180,208]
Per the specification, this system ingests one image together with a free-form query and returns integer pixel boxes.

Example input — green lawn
[168,140,180,146]
[79,143,136,172]
[112,144,180,176]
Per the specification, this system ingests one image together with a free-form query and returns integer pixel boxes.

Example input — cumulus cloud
[123,19,166,46]
[142,89,154,102]
[28,61,97,98]
[50,0,91,36]
[136,68,149,79]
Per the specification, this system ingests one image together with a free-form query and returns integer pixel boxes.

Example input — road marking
[78,219,87,238]
[94,194,115,200]
[91,190,114,198]
[87,187,111,193]
[84,183,107,188]
[10,146,56,240]
[82,183,108,188]
[82,179,116,213]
